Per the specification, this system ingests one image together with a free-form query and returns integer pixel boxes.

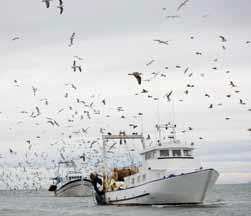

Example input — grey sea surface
[0,184,250,216]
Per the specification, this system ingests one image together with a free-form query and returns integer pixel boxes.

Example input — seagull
[82,127,89,134]
[57,108,64,114]
[166,15,180,19]
[177,0,189,11]
[184,67,189,74]
[71,83,77,90]
[230,81,237,88]
[153,39,170,45]
[32,86,38,96]
[77,66,82,72]
[219,35,227,42]
[69,32,75,47]
[128,72,142,85]
[141,89,148,93]
[42,0,52,8]
[60,153,65,161]
[57,1,64,15]
[146,60,155,66]
[165,91,173,102]
[12,37,20,41]
[102,99,106,105]
[129,124,138,129]
[209,104,213,109]
[117,107,124,112]
[74,56,83,60]
[72,60,77,72]
[240,99,246,105]
[35,106,41,116]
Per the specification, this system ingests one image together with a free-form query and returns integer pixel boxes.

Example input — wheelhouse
[142,146,194,160]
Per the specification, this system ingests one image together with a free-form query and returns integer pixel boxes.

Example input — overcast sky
[0,0,251,187]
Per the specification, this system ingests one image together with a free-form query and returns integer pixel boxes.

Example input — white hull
[55,180,93,197]
[104,169,219,205]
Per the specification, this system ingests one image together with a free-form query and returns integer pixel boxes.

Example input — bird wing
[177,0,189,11]
[71,84,77,89]
[45,0,50,8]
[134,74,142,85]
[167,91,173,98]
[184,67,189,73]
[219,35,226,42]
[60,7,63,14]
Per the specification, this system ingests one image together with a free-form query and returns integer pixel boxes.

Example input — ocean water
[0,184,250,216]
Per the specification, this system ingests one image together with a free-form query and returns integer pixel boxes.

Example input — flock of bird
[0,0,251,190]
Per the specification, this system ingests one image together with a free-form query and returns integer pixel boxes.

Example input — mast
[156,98,162,143]
[102,135,108,192]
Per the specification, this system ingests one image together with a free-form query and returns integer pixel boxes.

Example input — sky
[0,0,251,188]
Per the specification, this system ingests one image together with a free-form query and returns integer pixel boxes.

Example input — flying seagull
[184,67,189,74]
[153,39,169,45]
[12,37,20,41]
[32,86,38,96]
[42,0,52,8]
[230,81,237,88]
[166,15,180,19]
[219,35,227,42]
[240,99,246,105]
[57,0,64,15]
[177,0,189,11]
[128,72,142,85]
[165,91,173,102]
[72,60,77,72]
[146,60,155,66]
[69,32,75,47]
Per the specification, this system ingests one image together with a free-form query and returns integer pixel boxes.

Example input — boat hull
[55,179,93,197]
[104,169,219,205]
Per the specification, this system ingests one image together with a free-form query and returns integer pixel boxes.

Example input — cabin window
[160,150,169,157]
[183,150,192,157]
[172,150,181,157]
[145,150,156,160]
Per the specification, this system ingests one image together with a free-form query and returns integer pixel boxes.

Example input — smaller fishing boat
[48,160,93,197]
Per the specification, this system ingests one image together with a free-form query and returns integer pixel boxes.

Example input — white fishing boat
[91,124,219,205]
[48,160,93,197]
